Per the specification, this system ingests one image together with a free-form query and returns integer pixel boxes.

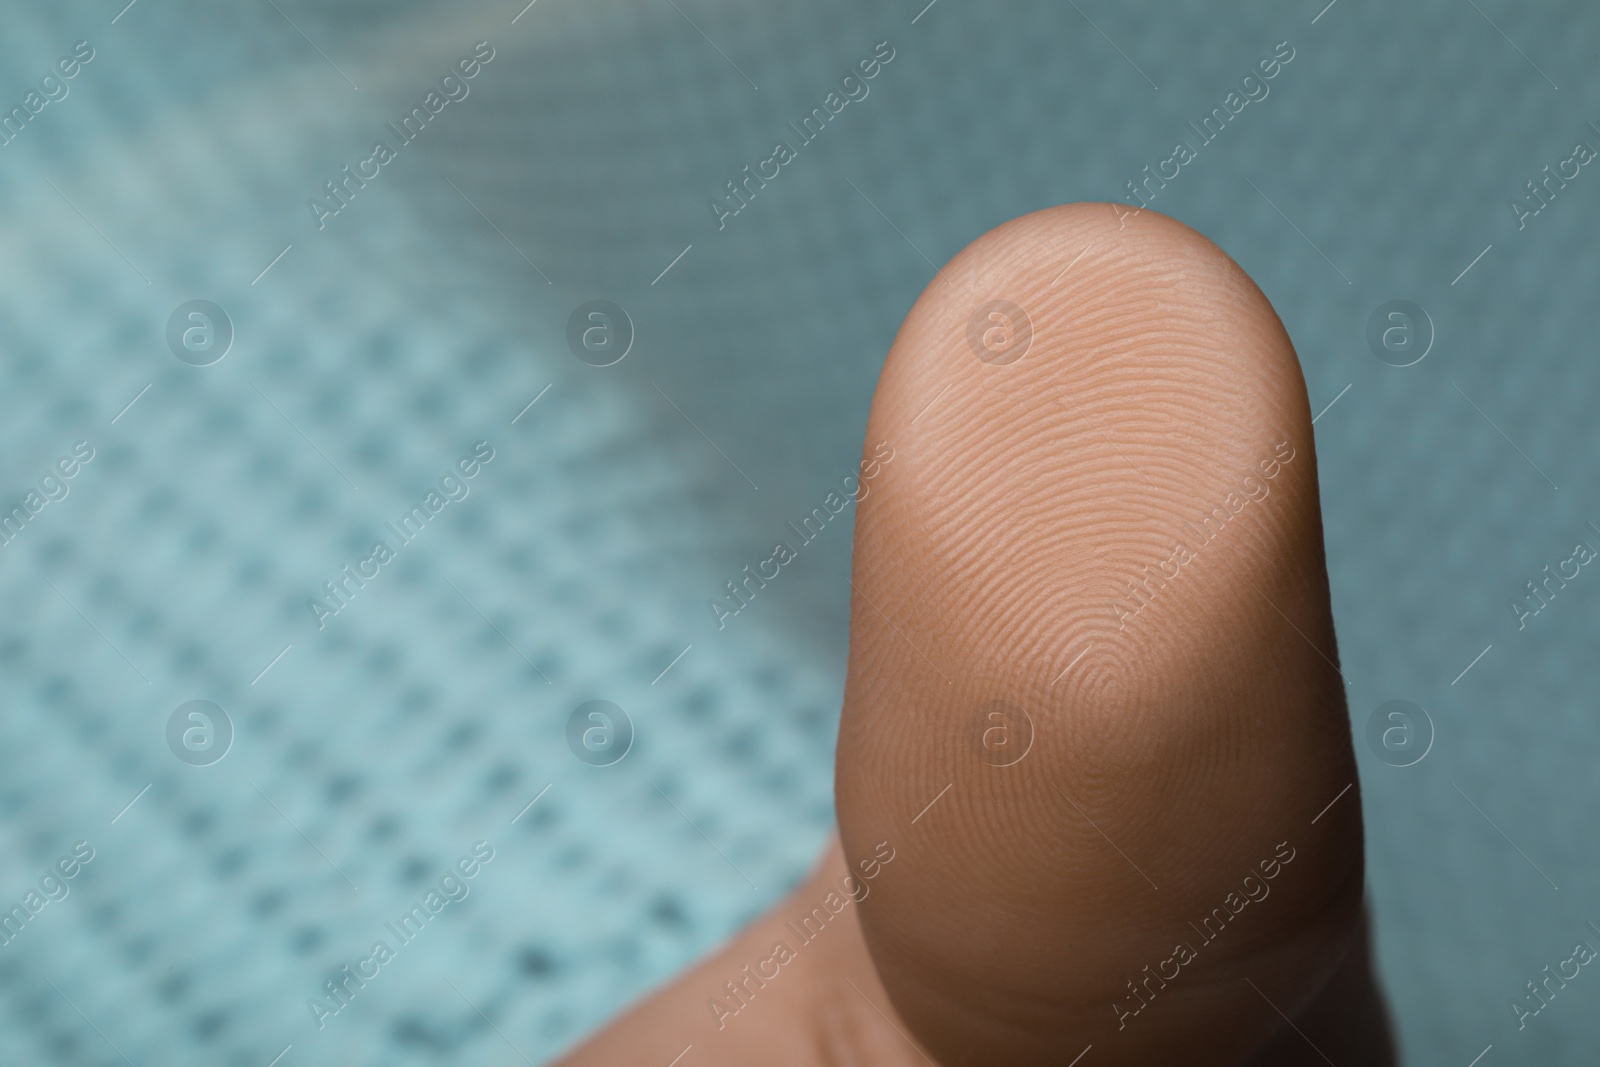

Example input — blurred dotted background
[0,0,1597,1064]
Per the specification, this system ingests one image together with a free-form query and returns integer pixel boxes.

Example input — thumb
[836,203,1374,1065]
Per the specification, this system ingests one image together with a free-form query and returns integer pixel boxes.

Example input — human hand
[555,202,1393,1067]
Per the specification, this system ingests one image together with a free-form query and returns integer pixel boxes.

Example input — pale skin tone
[552,204,1396,1066]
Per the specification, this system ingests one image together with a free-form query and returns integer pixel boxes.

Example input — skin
[553,203,1396,1066]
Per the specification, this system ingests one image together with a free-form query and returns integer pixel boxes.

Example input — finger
[835,202,1377,1066]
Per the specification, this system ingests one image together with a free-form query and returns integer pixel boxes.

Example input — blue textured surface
[0,0,1596,1063]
